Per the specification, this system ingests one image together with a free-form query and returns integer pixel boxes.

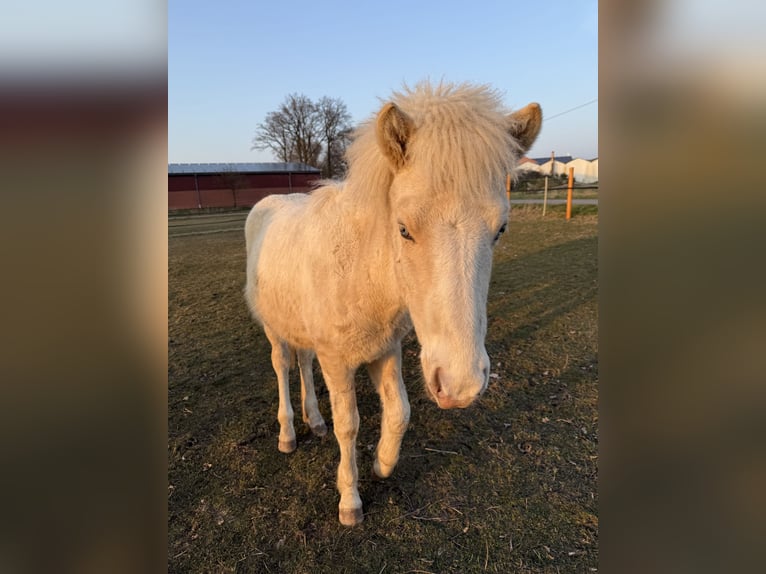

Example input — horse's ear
[508,103,542,155]
[376,102,414,170]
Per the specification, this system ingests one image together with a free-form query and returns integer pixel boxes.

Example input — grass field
[169,205,598,573]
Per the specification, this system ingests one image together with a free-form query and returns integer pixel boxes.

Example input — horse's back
[245,193,308,251]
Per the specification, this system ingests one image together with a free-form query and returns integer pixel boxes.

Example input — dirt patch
[169,207,597,573]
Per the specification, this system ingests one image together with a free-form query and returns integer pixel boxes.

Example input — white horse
[245,81,541,526]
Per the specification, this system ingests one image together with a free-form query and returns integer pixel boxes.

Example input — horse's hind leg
[264,326,296,453]
[297,349,327,437]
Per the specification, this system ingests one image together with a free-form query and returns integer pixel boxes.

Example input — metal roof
[168,162,320,175]
[530,156,574,165]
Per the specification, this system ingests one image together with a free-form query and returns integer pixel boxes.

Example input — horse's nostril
[434,367,443,394]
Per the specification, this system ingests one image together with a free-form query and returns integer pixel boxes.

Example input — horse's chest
[332,305,411,364]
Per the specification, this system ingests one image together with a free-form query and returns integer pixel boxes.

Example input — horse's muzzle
[427,366,488,409]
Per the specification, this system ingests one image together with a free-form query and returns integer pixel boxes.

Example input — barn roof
[530,155,573,164]
[168,162,320,175]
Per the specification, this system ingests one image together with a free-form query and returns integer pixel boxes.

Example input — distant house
[518,157,542,173]
[517,155,573,176]
[564,158,599,183]
[517,155,598,182]
[536,158,570,177]
[532,155,574,165]
[168,162,321,210]
[589,158,598,181]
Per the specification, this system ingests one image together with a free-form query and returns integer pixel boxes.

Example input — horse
[244,81,542,526]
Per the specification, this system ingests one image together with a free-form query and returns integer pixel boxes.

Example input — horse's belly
[255,280,410,367]
[251,279,316,350]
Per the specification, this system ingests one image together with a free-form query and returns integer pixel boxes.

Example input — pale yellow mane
[344,81,521,201]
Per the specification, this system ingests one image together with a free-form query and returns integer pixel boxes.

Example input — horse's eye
[399,223,414,241]
[494,223,507,242]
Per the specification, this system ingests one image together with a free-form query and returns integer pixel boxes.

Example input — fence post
[543,176,548,217]
[506,173,511,202]
[566,167,574,220]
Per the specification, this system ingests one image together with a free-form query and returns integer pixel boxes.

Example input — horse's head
[376,88,542,409]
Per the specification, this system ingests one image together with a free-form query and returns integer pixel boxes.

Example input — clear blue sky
[169,0,597,163]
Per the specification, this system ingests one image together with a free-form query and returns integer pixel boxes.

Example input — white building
[565,158,599,183]
[537,159,569,177]
[517,158,542,173]
[518,156,598,182]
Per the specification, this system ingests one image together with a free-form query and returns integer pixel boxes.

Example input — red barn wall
[168,172,320,210]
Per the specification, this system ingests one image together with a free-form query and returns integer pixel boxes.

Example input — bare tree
[283,93,322,167]
[252,93,320,166]
[252,110,293,162]
[316,96,352,178]
[252,94,353,177]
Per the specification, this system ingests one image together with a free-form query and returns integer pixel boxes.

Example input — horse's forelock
[346,81,519,200]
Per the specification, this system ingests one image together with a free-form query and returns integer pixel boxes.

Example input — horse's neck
[339,181,403,308]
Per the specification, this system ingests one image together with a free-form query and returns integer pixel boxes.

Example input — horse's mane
[344,81,521,202]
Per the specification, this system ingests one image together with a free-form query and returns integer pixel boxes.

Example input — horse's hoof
[372,459,393,480]
[371,465,386,481]
[339,507,364,526]
[311,422,328,437]
[278,439,297,453]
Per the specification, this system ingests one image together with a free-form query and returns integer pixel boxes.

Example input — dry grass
[169,205,597,573]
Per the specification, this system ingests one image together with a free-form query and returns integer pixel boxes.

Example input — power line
[545,98,598,121]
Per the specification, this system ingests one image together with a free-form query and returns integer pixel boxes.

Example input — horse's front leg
[318,357,362,526]
[367,345,410,479]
